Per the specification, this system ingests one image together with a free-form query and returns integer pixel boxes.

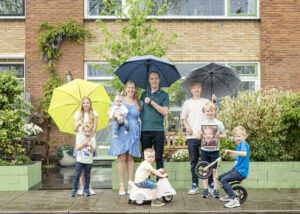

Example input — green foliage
[218,89,296,161]
[94,0,177,93]
[219,138,236,161]
[0,70,34,159]
[39,70,64,123]
[55,144,74,160]
[279,93,300,160]
[15,155,31,164]
[38,19,93,67]
[0,155,31,166]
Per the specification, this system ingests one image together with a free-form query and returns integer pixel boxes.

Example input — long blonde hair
[78,97,95,125]
[123,80,142,111]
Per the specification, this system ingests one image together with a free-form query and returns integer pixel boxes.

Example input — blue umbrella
[114,55,181,89]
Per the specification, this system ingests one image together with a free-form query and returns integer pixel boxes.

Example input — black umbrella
[181,63,241,100]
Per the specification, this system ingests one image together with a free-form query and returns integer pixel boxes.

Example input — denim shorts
[201,150,219,169]
[136,179,157,189]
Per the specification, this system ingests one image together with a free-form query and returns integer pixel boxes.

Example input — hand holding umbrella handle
[145,97,151,105]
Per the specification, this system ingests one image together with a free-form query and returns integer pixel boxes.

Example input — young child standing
[197,102,227,198]
[219,126,249,208]
[134,148,167,207]
[109,94,129,138]
[71,123,96,197]
[73,97,98,195]
[181,82,210,195]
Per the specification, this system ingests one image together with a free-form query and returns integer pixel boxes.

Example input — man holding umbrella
[140,71,169,171]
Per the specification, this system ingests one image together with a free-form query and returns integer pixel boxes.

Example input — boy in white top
[71,123,96,197]
[109,94,129,138]
[181,82,210,195]
[135,148,167,207]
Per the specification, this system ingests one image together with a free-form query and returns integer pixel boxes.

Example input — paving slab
[0,189,300,213]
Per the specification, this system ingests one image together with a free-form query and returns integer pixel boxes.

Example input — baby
[109,95,129,138]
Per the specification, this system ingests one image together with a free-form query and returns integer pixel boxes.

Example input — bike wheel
[162,195,173,202]
[195,161,212,179]
[233,185,248,204]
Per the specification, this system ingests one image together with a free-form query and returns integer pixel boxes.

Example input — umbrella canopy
[181,63,241,100]
[48,78,112,134]
[114,55,181,89]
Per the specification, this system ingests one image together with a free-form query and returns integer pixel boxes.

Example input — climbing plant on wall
[37,19,93,162]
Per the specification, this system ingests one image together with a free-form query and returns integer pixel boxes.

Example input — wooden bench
[164,132,187,155]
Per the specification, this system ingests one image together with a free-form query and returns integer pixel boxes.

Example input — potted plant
[21,123,43,141]
[55,144,76,167]
[30,112,46,125]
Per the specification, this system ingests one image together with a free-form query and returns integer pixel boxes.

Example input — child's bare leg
[213,169,218,190]
[80,168,85,187]
[203,177,208,189]
[151,188,158,200]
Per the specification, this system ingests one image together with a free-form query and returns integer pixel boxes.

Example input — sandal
[119,183,126,196]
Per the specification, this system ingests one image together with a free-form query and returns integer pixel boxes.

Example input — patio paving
[0,189,300,213]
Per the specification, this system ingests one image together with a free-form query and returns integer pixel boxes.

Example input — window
[0,0,25,17]
[85,61,259,133]
[84,0,259,19]
[0,60,25,86]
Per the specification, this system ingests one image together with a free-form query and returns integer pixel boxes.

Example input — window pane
[87,63,113,77]
[0,64,24,78]
[0,0,24,16]
[150,0,225,16]
[231,80,255,97]
[230,0,256,15]
[87,0,121,16]
[229,64,256,75]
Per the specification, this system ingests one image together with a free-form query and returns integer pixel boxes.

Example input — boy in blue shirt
[219,126,250,208]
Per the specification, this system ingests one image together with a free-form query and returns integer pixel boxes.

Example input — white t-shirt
[74,110,98,133]
[75,134,96,164]
[181,98,210,139]
[135,160,154,183]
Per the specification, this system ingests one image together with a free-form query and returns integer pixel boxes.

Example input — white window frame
[0,54,25,88]
[0,0,25,19]
[84,0,260,20]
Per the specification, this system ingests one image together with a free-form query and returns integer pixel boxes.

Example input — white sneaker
[89,187,96,195]
[124,131,128,134]
[188,187,200,195]
[77,186,83,195]
[113,135,118,139]
[225,198,240,208]
[220,195,231,202]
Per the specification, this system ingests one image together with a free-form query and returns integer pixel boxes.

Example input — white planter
[59,150,76,167]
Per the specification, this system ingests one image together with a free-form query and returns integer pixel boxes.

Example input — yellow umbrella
[48,78,112,134]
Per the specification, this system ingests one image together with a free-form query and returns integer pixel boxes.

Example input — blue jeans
[187,138,201,185]
[111,118,129,136]
[136,179,157,189]
[219,168,245,199]
[72,161,92,194]
[141,131,165,170]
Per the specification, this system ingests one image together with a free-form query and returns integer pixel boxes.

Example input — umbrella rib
[214,72,241,82]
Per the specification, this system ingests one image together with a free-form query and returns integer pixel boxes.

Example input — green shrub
[0,70,34,159]
[218,89,294,161]
[279,93,300,160]
[15,155,31,164]
[55,144,74,160]
[171,149,189,162]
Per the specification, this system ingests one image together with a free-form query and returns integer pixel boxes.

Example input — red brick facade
[25,0,84,156]
[260,0,300,91]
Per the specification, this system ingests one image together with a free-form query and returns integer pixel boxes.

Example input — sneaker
[212,189,220,198]
[208,183,214,194]
[225,198,240,208]
[84,190,91,196]
[70,190,76,197]
[113,135,118,139]
[202,189,209,198]
[89,187,95,195]
[151,199,165,207]
[77,186,83,195]
[124,131,128,134]
[188,184,199,195]
[220,195,231,202]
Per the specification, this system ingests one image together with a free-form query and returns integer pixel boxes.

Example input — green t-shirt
[140,89,169,131]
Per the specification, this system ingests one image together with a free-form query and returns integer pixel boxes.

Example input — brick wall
[25,0,84,157]
[0,21,25,54]
[260,0,300,92]
[84,20,260,62]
